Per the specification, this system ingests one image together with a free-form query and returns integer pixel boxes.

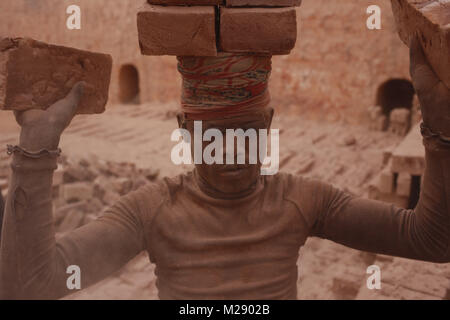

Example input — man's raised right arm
[0,83,147,299]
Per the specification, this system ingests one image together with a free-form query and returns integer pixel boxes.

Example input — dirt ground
[0,103,449,300]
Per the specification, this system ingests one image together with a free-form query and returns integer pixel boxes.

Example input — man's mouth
[218,165,249,176]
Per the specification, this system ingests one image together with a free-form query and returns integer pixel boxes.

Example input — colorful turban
[177,53,272,120]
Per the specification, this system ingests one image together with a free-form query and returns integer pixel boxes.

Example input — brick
[388,108,411,136]
[378,167,395,194]
[368,106,388,131]
[396,172,411,197]
[0,37,112,114]
[0,178,7,190]
[220,7,297,54]
[137,4,217,56]
[148,0,223,4]
[226,0,302,7]
[53,165,64,187]
[382,146,394,166]
[391,123,425,175]
[391,0,450,88]
[63,182,94,202]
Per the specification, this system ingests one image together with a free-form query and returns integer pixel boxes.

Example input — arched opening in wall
[119,64,140,104]
[376,79,415,117]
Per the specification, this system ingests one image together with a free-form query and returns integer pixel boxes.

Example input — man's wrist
[7,145,62,159]
[19,129,60,151]
[10,151,58,173]
[421,122,450,153]
[19,135,60,151]
[421,122,450,143]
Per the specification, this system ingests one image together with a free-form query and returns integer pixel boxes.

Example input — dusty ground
[0,103,449,300]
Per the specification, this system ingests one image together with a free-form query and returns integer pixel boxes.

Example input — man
[0,38,449,300]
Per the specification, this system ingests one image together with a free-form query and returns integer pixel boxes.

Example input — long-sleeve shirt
[0,131,449,300]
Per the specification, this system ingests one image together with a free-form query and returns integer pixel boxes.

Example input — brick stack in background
[51,156,159,234]
[365,0,444,209]
[368,123,424,209]
[137,0,302,56]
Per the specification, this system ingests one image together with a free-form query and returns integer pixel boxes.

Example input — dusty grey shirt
[0,133,449,299]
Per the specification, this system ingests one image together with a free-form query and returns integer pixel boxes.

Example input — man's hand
[410,36,450,138]
[14,82,84,151]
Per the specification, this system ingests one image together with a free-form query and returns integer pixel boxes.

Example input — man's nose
[222,138,250,164]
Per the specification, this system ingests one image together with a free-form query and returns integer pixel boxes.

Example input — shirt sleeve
[0,153,156,300]
[290,134,450,263]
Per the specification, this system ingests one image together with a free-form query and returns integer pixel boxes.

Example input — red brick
[0,37,112,114]
[220,7,297,54]
[226,0,301,7]
[137,4,217,56]
[148,0,223,5]
[391,0,450,88]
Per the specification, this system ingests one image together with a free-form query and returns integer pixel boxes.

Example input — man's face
[179,108,274,197]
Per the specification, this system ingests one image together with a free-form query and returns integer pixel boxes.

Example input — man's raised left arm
[309,37,450,263]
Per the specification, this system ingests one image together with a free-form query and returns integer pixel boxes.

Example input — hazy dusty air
[0,0,449,301]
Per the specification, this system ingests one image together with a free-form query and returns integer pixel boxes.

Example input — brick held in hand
[0,37,112,114]
[220,7,297,55]
[226,0,302,7]
[148,0,223,5]
[391,0,450,88]
[137,4,217,56]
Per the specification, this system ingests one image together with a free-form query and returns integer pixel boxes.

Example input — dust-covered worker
[0,38,449,299]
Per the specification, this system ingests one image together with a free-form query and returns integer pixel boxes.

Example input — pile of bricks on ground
[368,122,424,209]
[51,156,159,234]
[367,96,422,137]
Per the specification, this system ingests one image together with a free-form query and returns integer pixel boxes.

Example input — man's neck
[193,169,261,200]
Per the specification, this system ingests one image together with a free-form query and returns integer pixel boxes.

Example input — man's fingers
[409,35,427,75]
[66,81,85,115]
[13,110,24,126]
[409,35,440,93]
[14,109,44,127]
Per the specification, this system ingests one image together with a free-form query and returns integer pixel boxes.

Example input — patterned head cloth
[177,53,272,120]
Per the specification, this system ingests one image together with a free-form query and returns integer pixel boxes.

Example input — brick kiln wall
[271,0,410,123]
[0,0,410,124]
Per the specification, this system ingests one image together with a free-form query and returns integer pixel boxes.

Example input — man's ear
[176,112,186,129]
[265,107,274,130]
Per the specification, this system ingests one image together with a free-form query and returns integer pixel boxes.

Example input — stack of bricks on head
[137,0,301,56]
[137,0,302,116]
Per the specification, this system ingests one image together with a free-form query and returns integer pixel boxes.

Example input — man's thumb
[409,35,439,93]
[409,35,427,75]
[66,81,85,112]
[47,81,85,118]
